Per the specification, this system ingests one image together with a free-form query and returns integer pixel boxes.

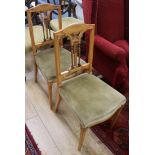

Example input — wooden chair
[47,0,83,31]
[26,3,72,109]
[50,16,83,31]
[47,0,77,17]
[54,23,127,151]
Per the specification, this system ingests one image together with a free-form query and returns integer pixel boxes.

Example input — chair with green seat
[47,0,83,31]
[50,17,83,31]
[26,3,73,109]
[54,23,127,151]
[47,0,77,17]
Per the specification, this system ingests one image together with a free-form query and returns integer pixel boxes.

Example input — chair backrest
[54,23,95,86]
[26,3,62,55]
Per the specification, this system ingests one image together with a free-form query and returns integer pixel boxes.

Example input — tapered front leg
[78,125,87,151]
[55,88,61,113]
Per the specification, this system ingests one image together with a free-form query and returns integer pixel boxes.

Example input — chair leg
[55,89,61,113]
[78,126,87,151]
[34,62,38,83]
[48,82,53,110]
[72,3,77,18]
[110,105,124,129]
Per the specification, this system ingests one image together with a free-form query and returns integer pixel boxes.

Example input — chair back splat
[54,24,95,86]
[27,4,62,55]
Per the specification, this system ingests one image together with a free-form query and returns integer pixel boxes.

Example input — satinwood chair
[47,0,83,31]
[54,23,126,151]
[47,0,76,17]
[27,3,73,109]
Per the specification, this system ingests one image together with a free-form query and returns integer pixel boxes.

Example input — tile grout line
[26,86,63,155]
[25,114,38,121]
[34,108,63,155]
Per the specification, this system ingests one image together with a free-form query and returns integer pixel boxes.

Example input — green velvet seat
[25,25,54,53]
[60,73,126,128]
[35,47,85,82]
[35,48,71,82]
[50,17,83,31]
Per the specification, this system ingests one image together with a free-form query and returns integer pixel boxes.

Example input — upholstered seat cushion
[35,48,71,81]
[60,73,126,128]
[50,17,83,31]
[35,48,85,82]
[25,26,54,53]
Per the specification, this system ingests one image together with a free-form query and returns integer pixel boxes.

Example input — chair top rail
[27,3,62,55]
[26,3,60,13]
[54,23,95,36]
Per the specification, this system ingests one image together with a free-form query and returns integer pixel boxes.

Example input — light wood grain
[78,126,88,151]
[26,3,60,13]
[25,93,37,120]
[26,116,61,155]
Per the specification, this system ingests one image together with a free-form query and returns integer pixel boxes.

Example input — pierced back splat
[27,4,62,55]
[54,24,95,86]
[68,31,84,68]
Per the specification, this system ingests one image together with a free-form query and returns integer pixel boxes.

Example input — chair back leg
[34,62,38,82]
[48,82,53,110]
